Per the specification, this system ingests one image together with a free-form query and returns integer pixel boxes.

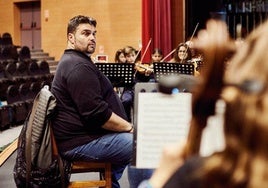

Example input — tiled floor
[0,125,22,147]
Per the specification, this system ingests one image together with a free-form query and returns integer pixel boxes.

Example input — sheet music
[135,92,192,168]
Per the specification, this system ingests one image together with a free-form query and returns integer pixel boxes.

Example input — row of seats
[0,60,52,101]
[0,45,31,62]
[0,40,54,130]
[0,80,53,130]
[1,59,50,79]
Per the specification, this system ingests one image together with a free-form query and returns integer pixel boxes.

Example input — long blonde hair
[201,20,268,188]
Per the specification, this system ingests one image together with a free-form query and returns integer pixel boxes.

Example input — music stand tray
[153,62,195,82]
[95,63,135,87]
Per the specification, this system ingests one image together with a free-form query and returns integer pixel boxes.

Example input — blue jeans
[121,89,134,122]
[62,133,133,188]
[128,166,154,188]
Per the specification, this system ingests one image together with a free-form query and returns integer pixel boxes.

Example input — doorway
[17,1,41,50]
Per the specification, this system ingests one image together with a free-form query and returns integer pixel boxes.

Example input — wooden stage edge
[0,138,18,167]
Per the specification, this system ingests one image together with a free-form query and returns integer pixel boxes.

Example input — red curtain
[141,0,172,63]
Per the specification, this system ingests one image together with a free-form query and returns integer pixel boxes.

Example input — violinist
[135,48,163,82]
[169,43,192,63]
[124,45,138,64]
[114,48,126,63]
[151,48,163,63]
[120,45,137,122]
[169,43,202,76]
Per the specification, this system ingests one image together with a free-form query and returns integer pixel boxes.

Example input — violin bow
[160,49,176,62]
[133,40,143,63]
[181,23,199,63]
[140,38,152,63]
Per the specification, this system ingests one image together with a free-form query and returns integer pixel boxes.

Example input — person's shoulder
[164,155,205,188]
[181,155,205,172]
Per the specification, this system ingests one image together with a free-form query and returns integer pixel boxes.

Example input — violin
[136,63,153,71]
[135,62,154,76]
[134,38,153,77]
[187,57,204,76]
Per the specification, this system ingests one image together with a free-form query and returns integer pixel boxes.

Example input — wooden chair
[68,161,112,188]
[50,102,112,188]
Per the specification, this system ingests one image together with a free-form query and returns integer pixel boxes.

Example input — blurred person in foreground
[139,18,268,188]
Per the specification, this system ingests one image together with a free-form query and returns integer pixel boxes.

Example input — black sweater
[51,49,127,152]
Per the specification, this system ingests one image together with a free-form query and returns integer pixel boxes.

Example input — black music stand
[153,62,195,82]
[95,63,135,87]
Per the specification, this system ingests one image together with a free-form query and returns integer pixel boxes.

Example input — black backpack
[13,86,71,188]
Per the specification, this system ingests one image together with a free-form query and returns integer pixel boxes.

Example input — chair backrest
[0,46,18,60]
[5,62,17,79]
[19,46,31,62]
[6,85,20,104]
[19,83,31,101]
[1,33,13,46]
[37,60,50,74]
[28,82,41,99]
[0,62,5,78]
[0,37,3,46]
[1,37,13,46]
[28,61,39,76]
[16,61,28,77]
[0,105,12,130]
[2,32,12,38]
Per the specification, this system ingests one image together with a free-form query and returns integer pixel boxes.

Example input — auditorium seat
[1,32,13,46]
[37,60,50,75]
[16,61,28,77]
[5,61,25,86]
[4,62,17,80]
[0,105,12,130]
[0,46,18,61]
[0,79,10,101]
[16,61,32,84]
[6,85,28,126]
[27,60,40,77]
[0,62,6,79]
[18,83,33,112]
[28,81,41,100]
[18,46,31,62]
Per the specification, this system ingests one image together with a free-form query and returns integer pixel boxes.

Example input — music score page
[135,92,192,168]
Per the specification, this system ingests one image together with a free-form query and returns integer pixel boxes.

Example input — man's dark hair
[67,15,97,35]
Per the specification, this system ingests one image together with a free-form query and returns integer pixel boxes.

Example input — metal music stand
[95,63,135,87]
[132,82,159,166]
[153,62,195,82]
